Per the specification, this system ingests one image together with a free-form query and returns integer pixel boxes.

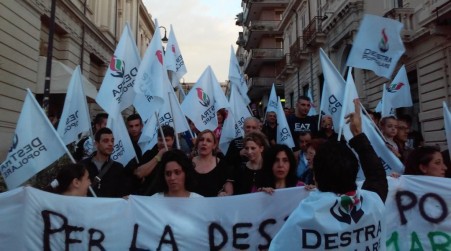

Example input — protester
[287,96,319,141]
[234,131,269,194]
[261,111,277,146]
[402,114,424,149]
[214,108,227,140]
[152,150,202,198]
[74,113,108,161]
[126,114,144,161]
[283,106,291,117]
[191,129,233,197]
[80,127,130,197]
[379,116,401,159]
[316,115,338,140]
[224,116,260,168]
[259,144,299,194]
[395,115,412,163]
[47,164,91,196]
[299,139,327,185]
[269,99,387,250]
[135,125,175,195]
[405,146,447,177]
[293,131,312,180]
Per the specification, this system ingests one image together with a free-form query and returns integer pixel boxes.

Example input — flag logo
[196,88,211,107]
[109,56,125,78]
[330,194,365,224]
[8,134,18,153]
[156,50,163,65]
[378,29,389,53]
[386,82,405,93]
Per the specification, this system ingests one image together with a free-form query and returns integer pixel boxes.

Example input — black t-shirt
[287,115,319,140]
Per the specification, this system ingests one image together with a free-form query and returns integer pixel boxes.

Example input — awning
[36,56,98,99]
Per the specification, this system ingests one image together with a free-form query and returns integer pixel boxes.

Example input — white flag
[381,65,412,118]
[181,66,229,131]
[229,83,252,137]
[346,14,405,79]
[164,25,187,80]
[107,115,136,166]
[276,97,295,148]
[307,86,318,116]
[219,109,238,154]
[340,71,404,175]
[133,19,166,120]
[1,89,68,189]
[158,83,190,134]
[57,66,91,145]
[138,115,159,153]
[443,102,451,160]
[266,83,278,114]
[96,23,140,117]
[319,48,346,133]
[229,45,250,105]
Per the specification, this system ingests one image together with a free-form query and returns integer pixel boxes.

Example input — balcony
[235,12,244,26]
[289,36,310,65]
[243,0,290,25]
[275,54,296,81]
[302,16,327,47]
[244,20,281,49]
[243,48,284,74]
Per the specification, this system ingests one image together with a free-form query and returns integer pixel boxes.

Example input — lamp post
[159,26,168,43]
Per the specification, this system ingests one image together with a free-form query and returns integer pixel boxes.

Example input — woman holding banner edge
[269,99,388,250]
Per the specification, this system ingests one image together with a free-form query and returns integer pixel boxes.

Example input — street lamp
[159,26,168,43]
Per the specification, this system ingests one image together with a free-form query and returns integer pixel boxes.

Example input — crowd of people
[47,95,449,199]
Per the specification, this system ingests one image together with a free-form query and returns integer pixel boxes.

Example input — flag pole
[27,88,98,197]
[359,103,387,142]
[155,111,168,150]
[167,92,181,150]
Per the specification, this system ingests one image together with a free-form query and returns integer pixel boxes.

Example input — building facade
[237,0,451,148]
[0,0,156,159]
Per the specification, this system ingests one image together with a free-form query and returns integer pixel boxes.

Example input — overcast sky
[143,0,242,83]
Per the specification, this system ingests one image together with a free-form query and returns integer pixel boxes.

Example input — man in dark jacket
[80,127,129,197]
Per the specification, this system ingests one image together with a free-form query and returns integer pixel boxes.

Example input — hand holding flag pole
[155,112,168,151]
[359,103,387,143]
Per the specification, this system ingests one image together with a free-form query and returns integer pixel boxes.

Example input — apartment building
[237,0,451,148]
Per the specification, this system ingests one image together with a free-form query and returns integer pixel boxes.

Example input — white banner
[1,176,450,250]
[0,175,451,250]
[107,115,136,166]
[0,89,68,189]
[96,23,140,117]
[319,48,346,134]
[57,65,91,145]
[229,45,250,105]
[346,14,405,79]
[276,97,295,148]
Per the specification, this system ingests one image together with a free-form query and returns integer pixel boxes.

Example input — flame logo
[196,88,211,107]
[386,82,405,93]
[109,56,125,78]
[156,50,163,65]
[8,134,18,153]
[330,195,365,224]
[379,28,389,53]
[171,45,176,54]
